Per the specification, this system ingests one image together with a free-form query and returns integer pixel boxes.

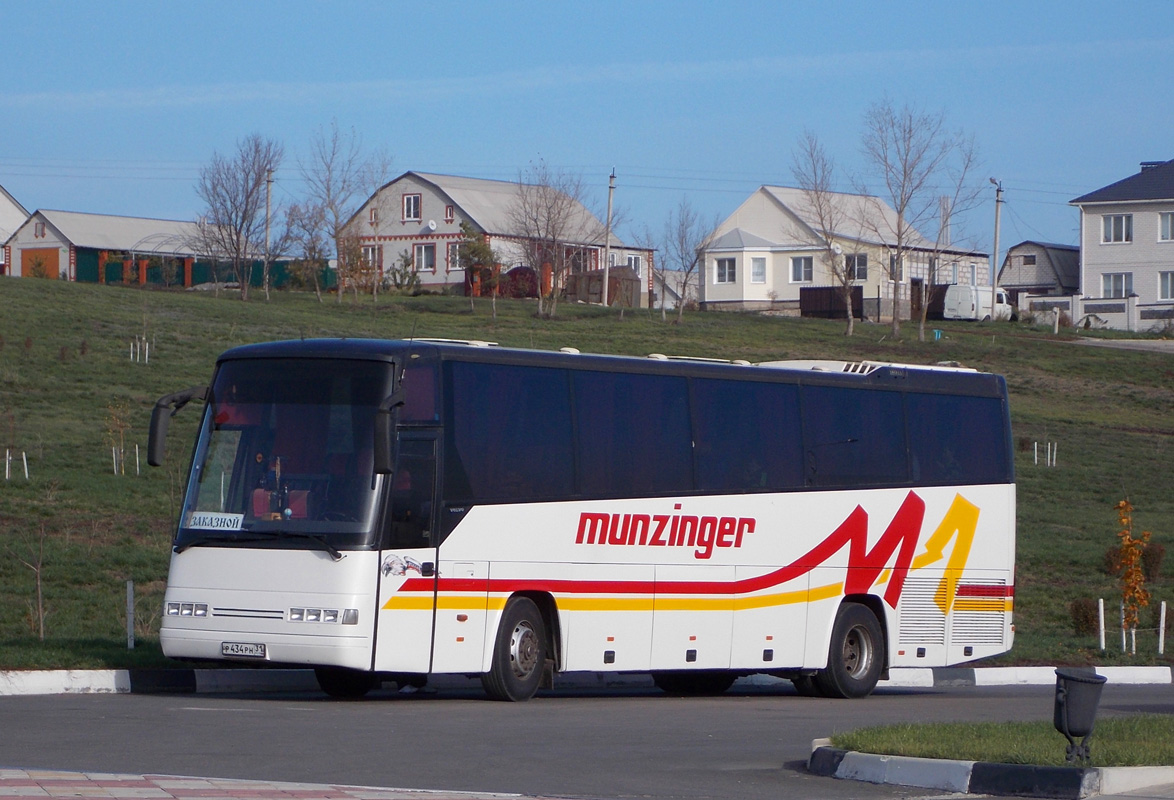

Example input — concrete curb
[0,665,1169,696]
[808,738,1174,798]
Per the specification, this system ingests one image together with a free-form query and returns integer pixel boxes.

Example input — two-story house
[1070,159,1174,329]
[700,186,987,320]
[347,171,652,306]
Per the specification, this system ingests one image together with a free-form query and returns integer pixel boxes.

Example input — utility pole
[264,168,273,300]
[990,178,1003,321]
[602,168,615,307]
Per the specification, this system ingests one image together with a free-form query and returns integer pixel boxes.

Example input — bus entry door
[374,437,438,673]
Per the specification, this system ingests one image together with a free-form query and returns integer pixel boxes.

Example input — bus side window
[385,440,436,550]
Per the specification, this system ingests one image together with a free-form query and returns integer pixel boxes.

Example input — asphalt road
[2,681,1172,800]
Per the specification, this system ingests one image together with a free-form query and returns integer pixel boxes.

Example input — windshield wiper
[174,531,344,560]
[174,533,268,554]
[242,530,345,561]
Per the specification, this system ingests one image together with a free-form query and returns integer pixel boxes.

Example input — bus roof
[216,338,1006,397]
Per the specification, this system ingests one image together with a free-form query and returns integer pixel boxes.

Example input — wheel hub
[509,620,539,679]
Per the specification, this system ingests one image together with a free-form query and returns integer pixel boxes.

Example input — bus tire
[315,667,375,699]
[813,603,884,699]
[482,597,546,702]
[652,671,736,695]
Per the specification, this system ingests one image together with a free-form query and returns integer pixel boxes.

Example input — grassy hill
[0,276,1170,669]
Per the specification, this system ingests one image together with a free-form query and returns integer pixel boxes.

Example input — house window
[447,242,461,273]
[445,205,455,223]
[34,222,46,238]
[368,207,378,224]
[1102,214,1132,243]
[969,264,977,285]
[715,258,735,284]
[1160,212,1174,241]
[889,254,903,281]
[626,254,642,272]
[1102,272,1133,298]
[415,243,436,272]
[790,256,813,283]
[846,253,867,281]
[1022,254,1036,266]
[403,194,422,222]
[751,257,766,284]
[362,245,381,270]
[1160,271,1174,300]
[609,252,618,267]
[951,263,959,284]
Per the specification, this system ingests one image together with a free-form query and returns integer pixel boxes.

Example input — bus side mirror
[148,405,170,467]
[374,388,405,475]
[148,386,208,467]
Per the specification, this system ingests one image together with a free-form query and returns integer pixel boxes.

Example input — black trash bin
[1053,668,1107,763]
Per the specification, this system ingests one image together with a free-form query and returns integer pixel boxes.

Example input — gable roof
[757,185,981,255]
[382,171,624,247]
[1071,159,1174,204]
[0,184,30,243]
[29,209,202,255]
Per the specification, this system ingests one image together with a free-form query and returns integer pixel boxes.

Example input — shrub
[1070,597,1099,635]
[1142,541,1165,582]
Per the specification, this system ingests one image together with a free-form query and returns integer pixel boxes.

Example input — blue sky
[3,1,1172,256]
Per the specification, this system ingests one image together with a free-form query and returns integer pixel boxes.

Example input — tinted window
[693,378,804,492]
[445,362,574,502]
[907,393,1009,485]
[575,371,692,497]
[802,385,907,487]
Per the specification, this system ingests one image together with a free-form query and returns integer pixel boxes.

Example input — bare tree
[792,131,859,336]
[285,201,329,302]
[508,160,599,318]
[660,197,717,323]
[857,99,979,339]
[300,120,392,304]
[196,134,284,301]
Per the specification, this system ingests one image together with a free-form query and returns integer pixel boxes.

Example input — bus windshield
[175,357,395,552]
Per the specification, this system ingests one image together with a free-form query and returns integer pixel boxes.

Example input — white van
[943,284,1014,321]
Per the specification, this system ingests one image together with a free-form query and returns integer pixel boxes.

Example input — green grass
[0,276,1172,669]
[831,716,1174,767]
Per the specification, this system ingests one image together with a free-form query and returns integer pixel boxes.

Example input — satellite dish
[427,220,437,231]
[832,244,842,255]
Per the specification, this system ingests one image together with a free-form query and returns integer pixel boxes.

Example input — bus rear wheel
[315,667,376,699]
[813,603,884,699]
[652,671,736,695]
[482,597,547,701]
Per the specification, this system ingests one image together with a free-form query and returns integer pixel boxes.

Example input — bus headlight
[166,602,208,618]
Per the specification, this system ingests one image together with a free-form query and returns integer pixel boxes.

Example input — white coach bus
[149,338,1015,701]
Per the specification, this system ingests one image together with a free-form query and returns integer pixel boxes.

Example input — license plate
[221,641,267,659]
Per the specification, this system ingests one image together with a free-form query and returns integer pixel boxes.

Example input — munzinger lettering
[575,508,756,560]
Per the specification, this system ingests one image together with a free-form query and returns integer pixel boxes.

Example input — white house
[346,171,653,306]
[1070,159,1174,329]
[700,186,987,320]
[0,184,30,275]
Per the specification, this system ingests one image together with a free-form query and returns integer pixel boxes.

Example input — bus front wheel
[813,603,884,699]
[315,666,375,699]
[482,597,547,701]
